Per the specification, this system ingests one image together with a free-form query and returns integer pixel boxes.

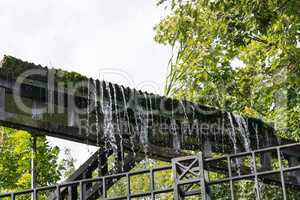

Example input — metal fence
[1,143,300,200]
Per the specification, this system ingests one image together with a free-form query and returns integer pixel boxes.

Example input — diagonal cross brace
[172,153,209,200]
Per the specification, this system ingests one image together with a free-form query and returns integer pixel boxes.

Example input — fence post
[172,153,208,200]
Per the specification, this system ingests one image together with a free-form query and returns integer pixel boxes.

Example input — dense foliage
[154,0,299,140]
[154,0,300,198]
[0,128,75,193]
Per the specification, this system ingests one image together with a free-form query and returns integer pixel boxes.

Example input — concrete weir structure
[0,55,289,158]
[0,55,299,199]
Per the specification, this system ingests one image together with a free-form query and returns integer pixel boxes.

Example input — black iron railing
[1,143,300,199]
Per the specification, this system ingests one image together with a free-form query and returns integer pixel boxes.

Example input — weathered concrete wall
[0,55,292,160]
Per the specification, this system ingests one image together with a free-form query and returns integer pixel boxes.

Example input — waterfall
[180,100,188,119]
[255,124,260,149]
[227,112,238,154]
[171,119,180,151]
[227,112,241,175]
[180,100,191,144]
[32,100,43,120]
[171,99,180,151]
[94,80,100,148]
[141,94,149,147]
[113,84,124,170]
[103,84,118,153]
[93,80,102,173]
[86,79,90,137]
[234,114,251,152]
[148,94,154,125]
[235,114,257,177]
[134,93,149,154]
[121,87,136,157]
[221,111,226,152]
[84,79,91,152]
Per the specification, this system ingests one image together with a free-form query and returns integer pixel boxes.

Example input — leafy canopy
[0,127,75,193]
[154,0,300,139]
[154,1,300,198]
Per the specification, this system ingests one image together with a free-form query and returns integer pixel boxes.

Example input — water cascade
[121,86,136,157]
[227,112,238,154]
[171,119,181,152]
[221,111,226,152]
[171,99,181,152]
[86,79,90,138]
[180,100,188,119]
[141,94,149,150]
[235,114,251,152]
[93,80,100,151]
[83,79,257,166]
[133,92,150,155]
[92,80,103,172]
[112,84,124,170]
[84,79,92,152]
[102,83,118,155]
[254,124,260,149]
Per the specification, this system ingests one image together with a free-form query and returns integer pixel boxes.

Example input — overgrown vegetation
[0,128,75,194]
[153,0,300,198]
[154,0,300,140]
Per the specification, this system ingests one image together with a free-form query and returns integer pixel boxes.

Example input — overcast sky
[0,0,170,167]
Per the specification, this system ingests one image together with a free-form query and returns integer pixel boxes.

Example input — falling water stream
[234,114,251,152]
[148,94,154,125]
[227,112,238,154]
[221,111,225,152]
[171,119,181,151]
[84,79,92,154]
[140,94,149,149]
[180,100,188,119]
[254,124,260,149]
[82,79,257,177]
[112,84,124,170]
[93,80,102,172]
[103,84,118,153]
[93,80,99,146]
[227,112,241,175]
[86,79,90,137]
[171,99,180,151]
[121,87,136,157]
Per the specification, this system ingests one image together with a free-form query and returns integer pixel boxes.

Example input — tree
[58,148,76,180]
[0,127,75,193]
[154,0,299,139]
[154,0,300,198]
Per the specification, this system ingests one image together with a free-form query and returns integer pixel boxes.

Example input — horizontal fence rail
[1,143,300,199]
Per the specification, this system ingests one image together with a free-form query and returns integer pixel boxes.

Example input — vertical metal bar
[172,158,179,200]
[80,181,84,200]
[277,148,287,200]
[252,152,261,200]
[199,153,207,200]
[227,156,235,200]
[10,193,15,200]
[127,174,131,200]
[67,185,72,200]
[150,169,154,200]
[31,136,37,189]
[31,136,37,200]
[204,170,212,200]
[33,189,37,200]
[102,177,106,200]
[71,184,78,200]
[56,185,60,200]
[81,172,88,199]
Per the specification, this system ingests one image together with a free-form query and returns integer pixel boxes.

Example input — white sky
[0,0,170,168]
